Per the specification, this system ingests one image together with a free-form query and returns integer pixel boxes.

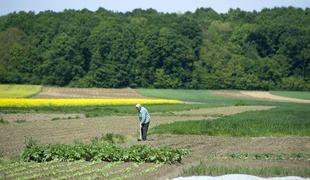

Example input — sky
[0,0,310,16]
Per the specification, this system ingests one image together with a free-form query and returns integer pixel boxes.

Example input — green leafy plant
[21,142,189,164]
[0,148,4,161]
[91,133,125,144]
[51,117,61,121]
[234,101,246,106]
[14,119,27,123]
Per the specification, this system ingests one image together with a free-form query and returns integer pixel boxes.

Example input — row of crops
[0,137,189,179]
[0,84,182,107]
[21,143,189,163]
[0,98,182,107]
[0,160,162,180]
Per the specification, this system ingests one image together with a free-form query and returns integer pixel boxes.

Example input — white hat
[135,104,141,108]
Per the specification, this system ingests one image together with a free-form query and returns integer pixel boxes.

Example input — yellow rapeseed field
[0,98,182,107]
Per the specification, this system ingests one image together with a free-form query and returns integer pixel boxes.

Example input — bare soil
[0,113,85,122]
[240,91,310,103]
[34,87,146,99]
[0,106,273,157]
[211,90,250,98]
[139,135,310,180]
[173,106,274,116]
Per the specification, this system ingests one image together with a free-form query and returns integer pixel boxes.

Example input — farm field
[0,85,42,98]
[271,91,310,100]
[0,86,309,179]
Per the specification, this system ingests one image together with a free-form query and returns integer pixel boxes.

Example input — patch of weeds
[52,116,80,121]
[67,116,80,120]
[156,111,175,116]
[91,133,126,144]
[179,114,193,117]
[0,148,4,161]
[73,139,84,144]
[234,101,246,106]
[24,136,37,149]
[51,117,61,121]
[226,152,310,161]
[0,118,9,125]
[14,119,27,123]
[212,114,225,118]
[85,113,99,118]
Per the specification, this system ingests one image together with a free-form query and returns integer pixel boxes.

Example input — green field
[0,84,42,98]
[138,89,280,106]
[271,91,310,100]
[150,103,310,137]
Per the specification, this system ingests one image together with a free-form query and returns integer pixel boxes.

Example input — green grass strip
[151,104,310,137]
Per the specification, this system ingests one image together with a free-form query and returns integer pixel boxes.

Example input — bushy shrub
[280,77,310,91]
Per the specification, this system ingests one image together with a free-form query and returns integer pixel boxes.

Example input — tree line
[0,7,309,90]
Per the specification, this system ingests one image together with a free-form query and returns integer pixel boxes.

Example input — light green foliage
[91,133,126,144]
[14,119,27,123]
[0,84,42,98]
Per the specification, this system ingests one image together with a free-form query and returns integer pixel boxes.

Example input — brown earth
[173,106,274,116]
[139,135,310,180]
[0,113,85,122]
[34,87,146,99]
[0,106,273,157]
[240,91,310,103]
[212,90,310,104]
[211,90,250,98]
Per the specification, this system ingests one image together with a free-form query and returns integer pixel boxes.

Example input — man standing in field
[136,104,150,141]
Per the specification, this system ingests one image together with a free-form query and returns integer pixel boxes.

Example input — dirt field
[1,105,309,179]
[34,87,310,104]
[0,106,273,157]
[34,87,146,98]
[141,135,310,180]
[212,90,310,103]
[240,91,310,103]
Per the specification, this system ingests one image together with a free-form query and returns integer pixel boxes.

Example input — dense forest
[0,7,309,90]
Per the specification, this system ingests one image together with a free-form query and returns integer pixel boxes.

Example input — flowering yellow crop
[0,98,183,107]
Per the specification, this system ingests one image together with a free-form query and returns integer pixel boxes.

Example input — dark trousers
[141,122,150,140]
